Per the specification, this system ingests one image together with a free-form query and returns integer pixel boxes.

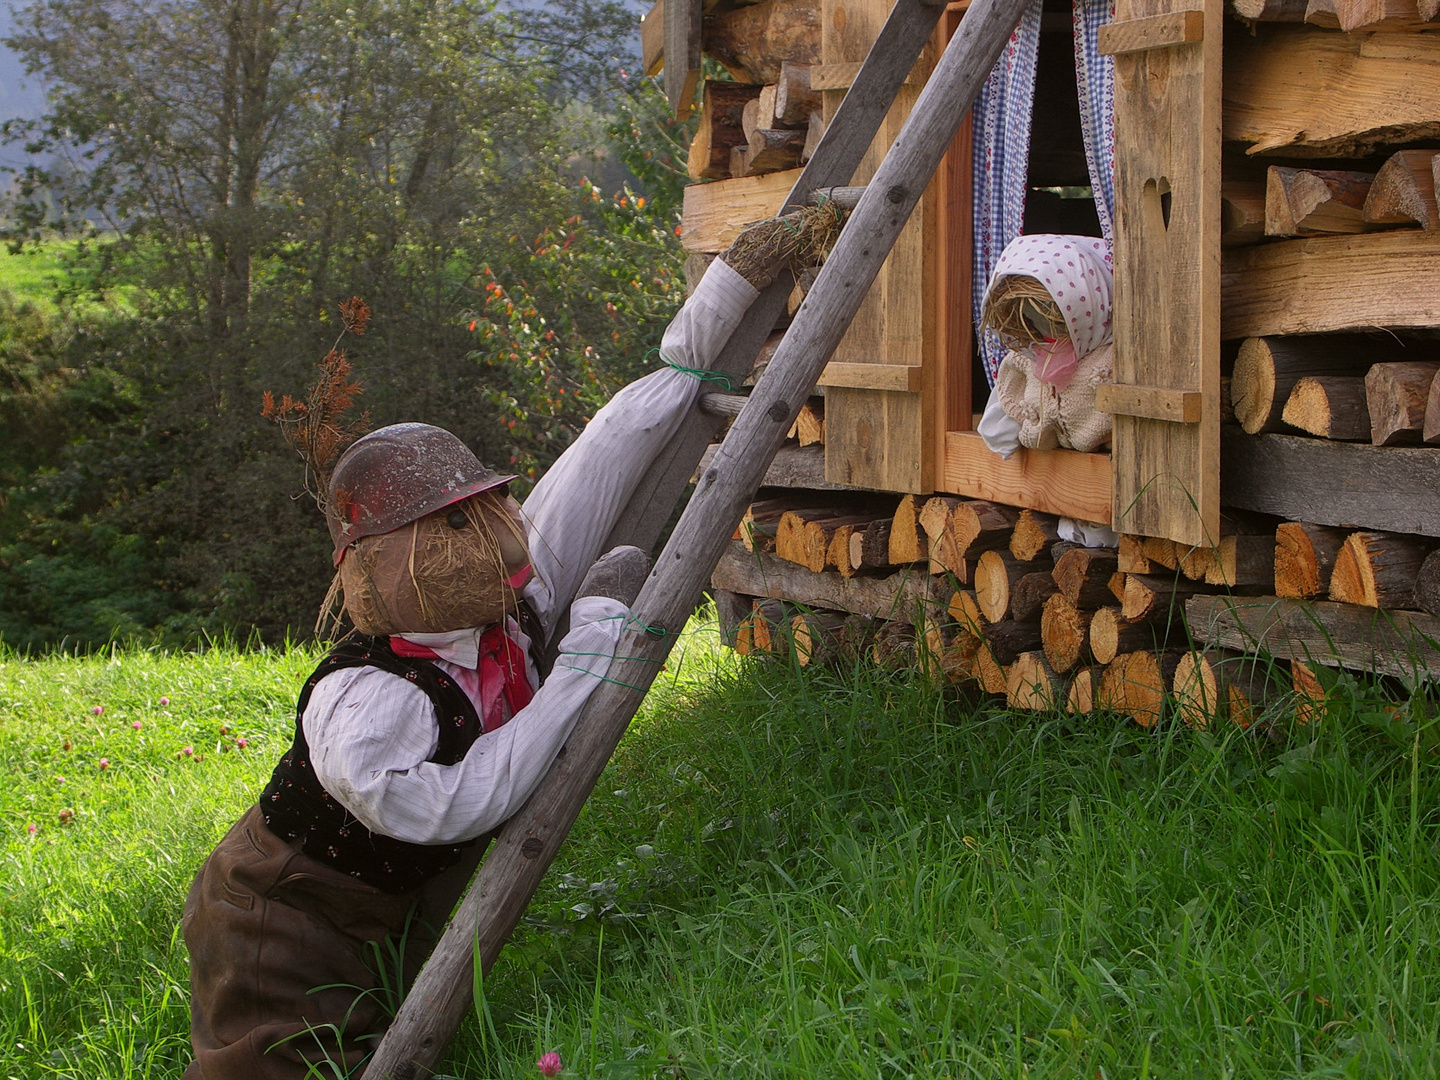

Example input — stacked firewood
[713,493,1328,727]
[688,64,823,181]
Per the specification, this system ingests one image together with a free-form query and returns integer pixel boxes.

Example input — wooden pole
[362,0,1032,1075]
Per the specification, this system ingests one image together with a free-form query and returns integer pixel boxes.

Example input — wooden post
[362,0,1033,1073]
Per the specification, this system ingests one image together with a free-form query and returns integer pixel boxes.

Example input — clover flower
[536,1052,562,1078]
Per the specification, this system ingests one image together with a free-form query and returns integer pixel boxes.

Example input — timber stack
[653,0,1440,728]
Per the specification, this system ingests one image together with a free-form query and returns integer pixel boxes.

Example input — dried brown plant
[262,298,374,510]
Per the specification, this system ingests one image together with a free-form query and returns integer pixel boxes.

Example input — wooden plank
[642,0,664,76]
[1222,430,1440,537]
[942,431,1113,523]
[810,61,929,90]
[1097,9,1205,54]
[608,0,953,557]
[817,362,923,391]
[1221,230,1440,339]
[1225,26,1440,158]
[1109,0,1222,546]
[664,0,701,118]
[713,541,948,622]
[819,0,941,494]
[366,0,1035,1071]
[681,169,804,253]
[1186,594,1440,680]
[1096,384,1202,423]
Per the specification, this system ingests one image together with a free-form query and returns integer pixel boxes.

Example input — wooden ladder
[364,0,1033,1073]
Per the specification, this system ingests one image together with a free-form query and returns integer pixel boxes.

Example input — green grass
[0,236,136,314]
[4,621,1440,1078]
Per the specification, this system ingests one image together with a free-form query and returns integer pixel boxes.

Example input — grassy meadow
[4,618,1440,1078]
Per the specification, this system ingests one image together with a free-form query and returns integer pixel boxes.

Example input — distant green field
[5,624,1440,1079]
[0,236,132,312]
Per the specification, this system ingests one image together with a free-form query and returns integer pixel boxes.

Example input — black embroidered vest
[259,635,486,893]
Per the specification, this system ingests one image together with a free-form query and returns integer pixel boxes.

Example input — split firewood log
[985,619,1044,666]
[871,619,916,668]
[801,111,824,164]
[1052,546,1120,608]
[918,496,964,577]
[1264,166,1374,237]
[888,495,928,564]
[1304,0,1341,25]
[850,518,894,572]
[1007,652,1065,711]
[1291,659,1327,725]
[788,398,825,446]
[1281,375,1371,441]
[1066,665,1100,714]
[1040,592,1092,674]
[1362,150,1440,230]
[975,549,1028,623]
[954,500,1021,560]
[1221,180,1267,247]
[1097,651,1181,729]
[1009,510,1062,562]
[947,589,987,636]
[1172,648,1283,730]
[713,589,752,649]
[1178,534,1276,588]
[1010,571,1060,622]
[790,610,850,667]
[1328,529,1437,608]
[1117,534,1153,575]
[738,598,788,656]
[776,509,882,573]
[688,82,762,180]
[1414,549,1440,617]
[1120,574,1215,622]
[774,62,820,125]
[1274,521,1349,598]
[740,126,807,175]
[1089,605,1175,666]
[1420,365,1440,445]
[1141,536,1179,571]
[829,525,858,579]
[1231,335,1406,436]
[974,642,1008,696]
[740,499,789,553]
[1365,361,1440,446]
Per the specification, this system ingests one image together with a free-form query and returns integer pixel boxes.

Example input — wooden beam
[1225,25,1440,158]
[1186,593,1440,680]
[664,0,701,118]
[1222,430,1440,537]
[816,362,923,392]
[942,431,1112,523]
[712,540,947,623]
[1221,230,1440,339]
[681,169,804,253]
[1097,9,1204,54]
[810,60,928,90]
[642,0,664,76]
[1096,383,1202,423]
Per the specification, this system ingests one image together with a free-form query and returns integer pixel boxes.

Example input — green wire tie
[649,347,736,392]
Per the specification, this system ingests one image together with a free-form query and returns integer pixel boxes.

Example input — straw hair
[721,203,842,288]
[321,489,530,638]
[981,275,1066,351]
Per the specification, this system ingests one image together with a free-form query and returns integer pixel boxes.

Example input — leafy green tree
[0,0,696,649]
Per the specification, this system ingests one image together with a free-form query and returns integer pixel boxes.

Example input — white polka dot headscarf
[981,234,1114,360]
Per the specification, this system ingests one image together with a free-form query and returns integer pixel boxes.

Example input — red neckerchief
[389,627,534,732]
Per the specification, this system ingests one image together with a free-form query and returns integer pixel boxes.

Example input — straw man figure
[180,205,838,1080]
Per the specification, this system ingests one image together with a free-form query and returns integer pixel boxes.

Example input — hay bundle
[981,275,1066,351]
[321,490,530,637]
[721,202,842,288]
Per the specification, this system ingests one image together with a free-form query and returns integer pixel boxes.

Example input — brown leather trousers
[181,806,420,1080]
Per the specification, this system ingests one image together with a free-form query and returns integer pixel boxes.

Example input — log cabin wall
[657,0,1440,724]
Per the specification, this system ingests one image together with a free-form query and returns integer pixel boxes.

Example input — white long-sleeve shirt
[302,260,759,844]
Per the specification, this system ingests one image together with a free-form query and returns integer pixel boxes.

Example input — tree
[0,0,695,649]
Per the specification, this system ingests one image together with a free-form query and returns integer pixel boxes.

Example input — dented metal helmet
[326,423,515,564]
